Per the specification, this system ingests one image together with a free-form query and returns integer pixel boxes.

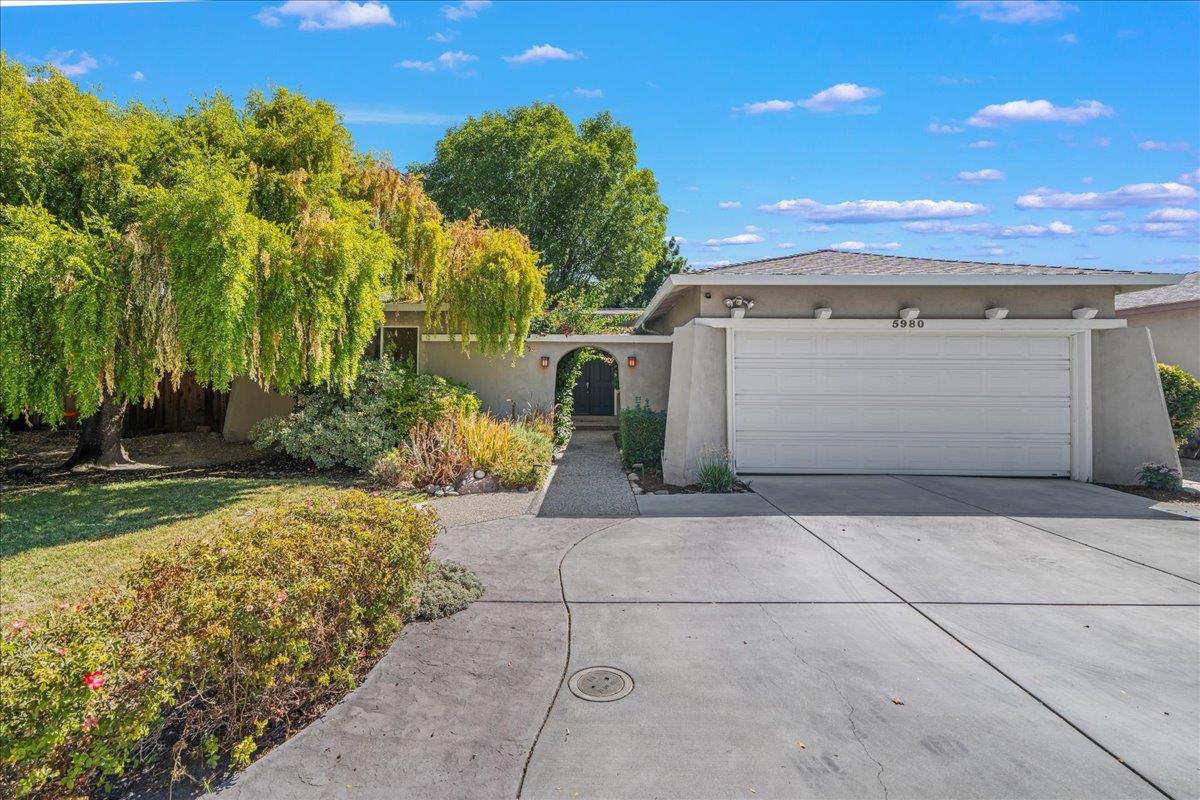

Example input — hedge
[1158,363,1200,446]
[620,398,667,468]
[0,491,437,798]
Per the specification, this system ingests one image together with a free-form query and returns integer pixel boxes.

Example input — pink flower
[358,649,368,659]
[83,671,106,691]
[304,499,314,509]
[8,619,26,635]
[276,589,288,604]
[219,547,229,557]
[56,647,68,657]
[81,716,99,732]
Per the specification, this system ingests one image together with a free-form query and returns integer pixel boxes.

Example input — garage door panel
[733,332,1073,476]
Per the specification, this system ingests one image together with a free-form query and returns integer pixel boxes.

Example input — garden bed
[627,466,754,496]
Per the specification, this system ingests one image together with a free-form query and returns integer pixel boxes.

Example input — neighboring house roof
[637,249,1182,330]
[1115,271,1200,312]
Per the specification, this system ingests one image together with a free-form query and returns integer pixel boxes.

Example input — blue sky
[2,0,1198,273]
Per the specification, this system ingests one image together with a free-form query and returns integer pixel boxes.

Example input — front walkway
[537,428,637,517]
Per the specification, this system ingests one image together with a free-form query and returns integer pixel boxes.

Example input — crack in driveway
[758,604,890,800]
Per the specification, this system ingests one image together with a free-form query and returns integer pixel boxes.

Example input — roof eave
[636,272,1183,329]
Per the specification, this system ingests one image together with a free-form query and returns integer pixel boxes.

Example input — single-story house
[223,250,1185,487]
[1115,271,1200,378]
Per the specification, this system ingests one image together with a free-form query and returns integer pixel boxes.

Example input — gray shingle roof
[1115,271,1200,310]
[697,249,1153,277]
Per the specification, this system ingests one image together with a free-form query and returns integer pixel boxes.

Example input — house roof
[699,249,1153,277]
[637,249,1183,330]
[1114,271,1200,311]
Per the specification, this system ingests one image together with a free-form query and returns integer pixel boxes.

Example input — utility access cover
[568,666,634,702]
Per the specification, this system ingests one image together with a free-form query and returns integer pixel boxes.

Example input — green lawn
[0,476,344,623]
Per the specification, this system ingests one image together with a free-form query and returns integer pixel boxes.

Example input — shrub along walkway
[536,429,637,518]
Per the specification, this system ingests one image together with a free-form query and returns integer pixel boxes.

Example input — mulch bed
[632,466,752,495]
[1098,483,1200,509]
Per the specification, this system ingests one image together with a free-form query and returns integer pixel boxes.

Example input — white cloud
[902,220,1075,237]
[130,70,145,81]
[1015,182,1197,209]
[744,225,761,232]
[440,0,490,21]
[1180,169,1200,185]
[1148,255,1200,265]
[503,44,582,64]
[968,139,998,149]
[928,121,964,134]
[1081,176,1094,184]
[979,246,1009,256]
[428,31,455,43]
[957,1,1077,24]
[1139,140,1190,152]
[800,82,882,112]
[1129,222,1199,239]
[702,232,765,247]
[436,50,477,69]
[967,99,1113,127]
[399,59,435,72]
[46,49,99,77]
[759,198,989,222]
[255,1,395,30]
[1090,224,1121,236]
[573,87,603,98]
[717,201,741,209]
[736,99,797,115]
[1058,32,1077,44]
[957,168,1005,182]
[338,106,461,125]
[696,259,732,269]
[775,242,798,249]
[829,241,902,251]
[1145,208,1199,222]
[669,236,688,244]
[1094,136,1111,147]
[1098,211,1125,221]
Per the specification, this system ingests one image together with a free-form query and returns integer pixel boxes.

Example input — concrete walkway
[536,429,637,518]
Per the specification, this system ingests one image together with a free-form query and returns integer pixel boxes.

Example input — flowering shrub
[1137,462,1183,491]
[0,491,437,798]
[251,359,479,470]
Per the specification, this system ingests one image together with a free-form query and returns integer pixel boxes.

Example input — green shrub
[251,360,479,470]
[619,398,667,468]
[1137,462,1183,491]
[695,447,736,493]
[0,491,436,798]
[409,560,484,621]
[1158,363,1200,447]
[491,425,553,488]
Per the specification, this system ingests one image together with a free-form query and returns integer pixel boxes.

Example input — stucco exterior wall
[422,338,672,416]
[221,376,295,443]
[647,286,702,334]
[661,322,727,485]
[692,284,1117,321]
[1091,327,1182,484]
[1118,305,1200,378]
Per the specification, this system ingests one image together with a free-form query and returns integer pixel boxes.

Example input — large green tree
[0,55,543,467]
[629,236,688,307]
[413,103,667,306]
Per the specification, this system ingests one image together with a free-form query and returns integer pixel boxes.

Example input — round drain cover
[568,666,634,702]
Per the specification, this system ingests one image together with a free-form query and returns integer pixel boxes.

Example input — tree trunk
[63,393,135,469]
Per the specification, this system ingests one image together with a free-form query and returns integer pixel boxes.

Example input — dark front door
[572,359,615,415]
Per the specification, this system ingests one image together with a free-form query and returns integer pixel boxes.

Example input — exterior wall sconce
[814,307,833,320]
[725,296,755,319]
[985,307,1009,320]
[627,356,638,368]
[898,307,920,321]
[539,355,551,368]
[1072,307,1099,320]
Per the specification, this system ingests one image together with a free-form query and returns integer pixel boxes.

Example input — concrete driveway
[218,476,1200,800]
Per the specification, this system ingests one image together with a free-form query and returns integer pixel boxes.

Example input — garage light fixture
[985,307,1009,320]
[1072,307,1098,320]
[898,307,920,321]
[814,307,833,320]
[539,355,550,368]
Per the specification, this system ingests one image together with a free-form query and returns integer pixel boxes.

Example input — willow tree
[0,55,543,467]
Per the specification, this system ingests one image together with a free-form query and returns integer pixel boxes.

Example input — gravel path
[537,428,637,517]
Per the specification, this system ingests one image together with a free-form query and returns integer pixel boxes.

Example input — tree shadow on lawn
[0,476,270,560]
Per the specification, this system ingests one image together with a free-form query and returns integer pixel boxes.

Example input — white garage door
[733,331,1073,476]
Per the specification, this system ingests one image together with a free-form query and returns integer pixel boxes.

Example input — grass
[0,476,347,623]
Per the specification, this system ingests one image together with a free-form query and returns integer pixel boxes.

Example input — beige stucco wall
[1091,327,1182,484]
[661,322,728,485]
[422,338,672,416]
[1118,306,1200,378]
[221,376,295,443]
[691,284,1117,321]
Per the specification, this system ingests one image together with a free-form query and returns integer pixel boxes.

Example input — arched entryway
[556,347,618,422]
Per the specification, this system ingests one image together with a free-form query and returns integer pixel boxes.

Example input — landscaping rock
[458,473,501,495]
[517,487,530,494]
[631,486,644,495]
[653,489,669,495]
[434,489,446,497]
